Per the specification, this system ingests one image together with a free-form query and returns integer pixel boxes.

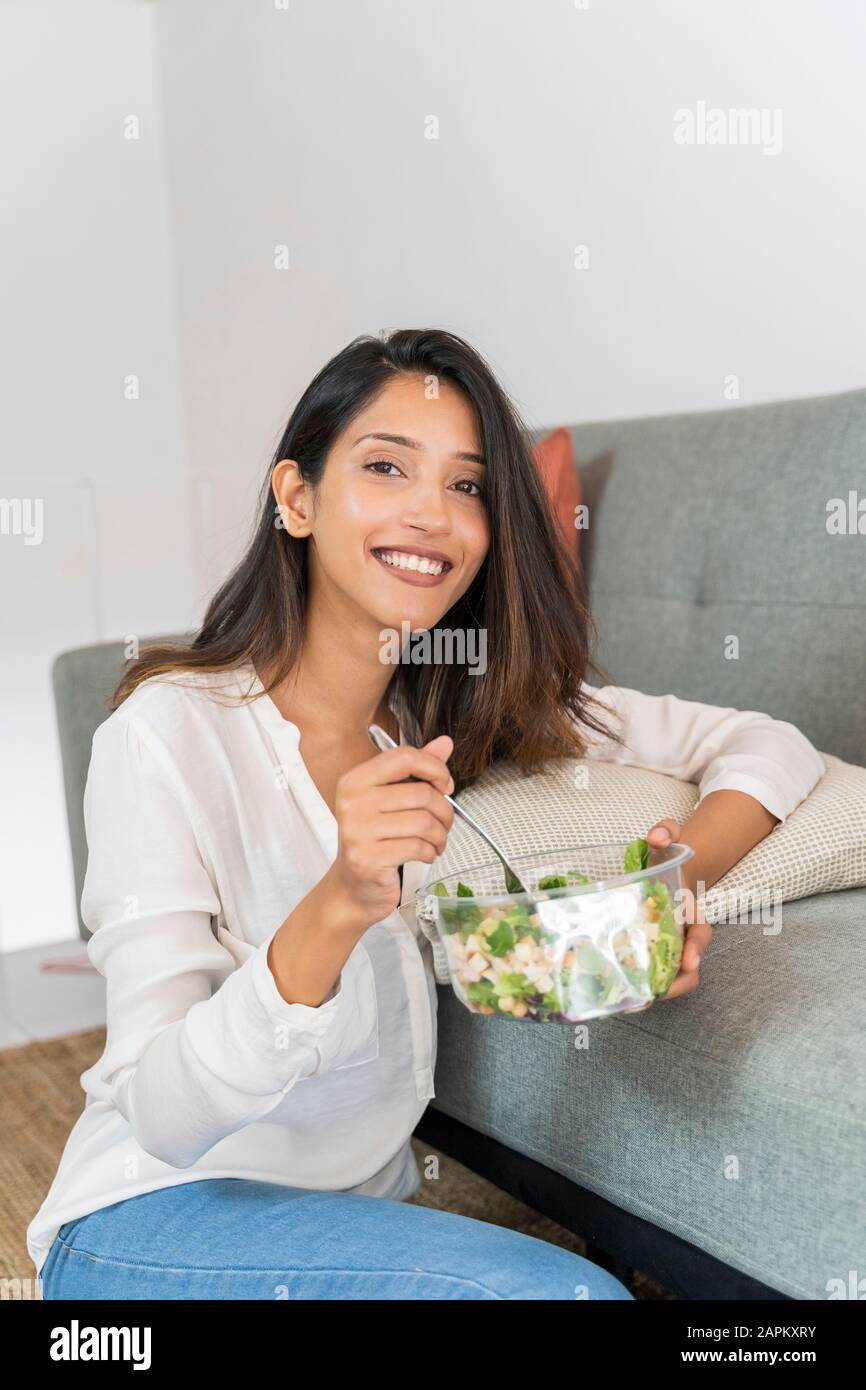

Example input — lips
[369,547,453,586]
[371,546,453,570]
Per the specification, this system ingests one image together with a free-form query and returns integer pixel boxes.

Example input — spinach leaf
[485,920,516,957]
[624,837,649,873]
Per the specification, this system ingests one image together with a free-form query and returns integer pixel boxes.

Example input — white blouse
[26,663,825,1275]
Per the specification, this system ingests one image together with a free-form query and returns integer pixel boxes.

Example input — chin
[363,594,445,640]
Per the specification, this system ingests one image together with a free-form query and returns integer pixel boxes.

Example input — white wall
[153,0,866,456]
[0,0,197,952]
[2,0,865,951]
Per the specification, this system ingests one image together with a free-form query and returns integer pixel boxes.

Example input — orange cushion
[532,426,582,556]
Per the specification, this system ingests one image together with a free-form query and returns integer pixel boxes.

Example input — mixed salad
[430,838,684,1023]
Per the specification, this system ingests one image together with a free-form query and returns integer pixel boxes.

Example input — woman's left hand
[645,818,713,1001]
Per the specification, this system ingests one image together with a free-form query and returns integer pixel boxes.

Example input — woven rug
[0,1027,672,1299]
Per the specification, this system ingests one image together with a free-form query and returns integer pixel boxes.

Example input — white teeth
[374,549,446,576]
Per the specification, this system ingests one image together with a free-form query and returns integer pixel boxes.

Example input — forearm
[675,789,779,896]
[267,865,370,1008]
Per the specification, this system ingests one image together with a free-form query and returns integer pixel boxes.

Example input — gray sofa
[53,384,866,1299]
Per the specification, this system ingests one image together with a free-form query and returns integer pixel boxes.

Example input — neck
[258,608,399,744]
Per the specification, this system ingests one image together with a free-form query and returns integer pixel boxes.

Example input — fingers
[643,820,711,999]
[657,966,700,1001]
[423,734,454,759]
[368,838,447,868]
[376,780,455,835]
[658,918,713,996]
[335,739,456,874]
[647,819,680,846]
[366,743,454,796]
[647,820,681,868]
[682,917,713,972]
[377,779,454,812]
[373,810,451,856]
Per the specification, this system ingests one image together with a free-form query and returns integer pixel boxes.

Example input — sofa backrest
[53,635,191,938]
[530,385,866,769]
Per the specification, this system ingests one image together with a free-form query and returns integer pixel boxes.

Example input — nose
[399,475,452,532]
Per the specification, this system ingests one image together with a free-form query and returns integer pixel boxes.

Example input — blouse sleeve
[79,710,375,1169]
[578,682,825,824]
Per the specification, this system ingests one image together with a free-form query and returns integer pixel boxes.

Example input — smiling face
[272,373,490,635]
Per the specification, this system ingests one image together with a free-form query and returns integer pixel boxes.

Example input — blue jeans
[40,1177,635,1300]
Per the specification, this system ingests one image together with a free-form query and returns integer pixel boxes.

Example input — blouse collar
[237,660,404,748]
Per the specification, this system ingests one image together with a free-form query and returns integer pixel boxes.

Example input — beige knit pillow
[417,753,866,985]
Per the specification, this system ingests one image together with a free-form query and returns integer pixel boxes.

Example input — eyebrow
[352,432,485,466]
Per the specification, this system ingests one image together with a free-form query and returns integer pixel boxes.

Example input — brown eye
[455,479,485,498]
[363,459,403,476]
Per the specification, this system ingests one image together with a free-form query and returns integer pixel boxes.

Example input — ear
[272,458,312,537]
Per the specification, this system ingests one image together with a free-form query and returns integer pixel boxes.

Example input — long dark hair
[111,328,624,793]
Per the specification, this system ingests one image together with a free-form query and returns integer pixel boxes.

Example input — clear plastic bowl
[415,841,693,1024]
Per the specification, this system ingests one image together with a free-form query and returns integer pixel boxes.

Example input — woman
[30,329,824,1299]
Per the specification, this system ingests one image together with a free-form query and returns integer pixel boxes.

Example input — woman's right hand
[328,734,456,928]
